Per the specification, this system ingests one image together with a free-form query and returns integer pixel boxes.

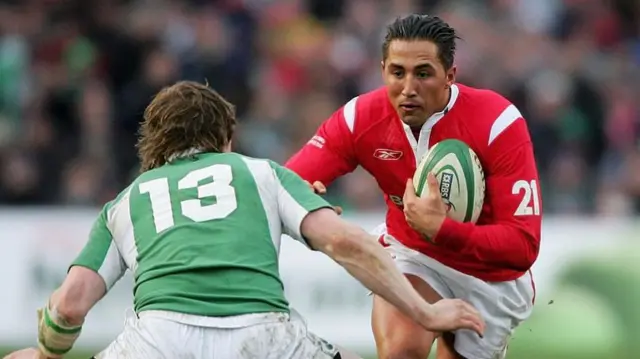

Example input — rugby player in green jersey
[5,81,484,359]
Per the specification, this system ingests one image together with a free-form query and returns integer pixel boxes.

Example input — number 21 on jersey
[512,179,541,216]
[139,164,238,233]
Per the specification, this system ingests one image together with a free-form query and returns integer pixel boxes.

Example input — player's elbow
[307,225,360,262]
[302,208,349,254]
[323,223,383,265]
[307,224,358,260]
[512,235,540,271]
[301,208,375,262]
[525,241,540,268]
[321,231,362,262]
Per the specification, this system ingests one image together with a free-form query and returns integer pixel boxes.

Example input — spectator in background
[0,0,638,216]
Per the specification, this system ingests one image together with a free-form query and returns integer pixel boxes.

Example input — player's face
[382,40,456,127]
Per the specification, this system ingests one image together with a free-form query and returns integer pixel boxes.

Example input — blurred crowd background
[0,0,638,215]
[0,2,639,359]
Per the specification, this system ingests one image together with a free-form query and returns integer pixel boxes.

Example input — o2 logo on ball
[439,172,455,212]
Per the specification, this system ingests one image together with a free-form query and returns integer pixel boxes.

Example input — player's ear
[445,65,456,88]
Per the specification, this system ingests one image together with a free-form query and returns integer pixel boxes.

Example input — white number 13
[512,179,541,216]
[139,164,238,233]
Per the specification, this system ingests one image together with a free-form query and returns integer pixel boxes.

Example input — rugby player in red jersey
[286,14,541,359]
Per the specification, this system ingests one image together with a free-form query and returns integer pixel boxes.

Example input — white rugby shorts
[375,225,535,359]
[94,310,340,359]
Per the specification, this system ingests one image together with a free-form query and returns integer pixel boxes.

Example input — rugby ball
[413,139,485,223]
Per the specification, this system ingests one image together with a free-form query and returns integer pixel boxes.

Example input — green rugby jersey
[71,152,331,317]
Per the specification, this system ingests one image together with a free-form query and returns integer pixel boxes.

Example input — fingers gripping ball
[414,139,485,223]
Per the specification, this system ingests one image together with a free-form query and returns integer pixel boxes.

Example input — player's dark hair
[382,14,459,70]
[137,81,236,172]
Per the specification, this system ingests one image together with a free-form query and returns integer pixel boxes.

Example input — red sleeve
[434,119,542,271]
[285,106,358,185]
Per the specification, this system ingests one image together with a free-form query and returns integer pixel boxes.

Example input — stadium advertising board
[0,209,637,352]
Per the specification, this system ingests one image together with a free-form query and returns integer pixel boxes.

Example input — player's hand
[402,174,447,239]
[306,180,327,194]
[2,348,49,359]
[304,180,343,215]
[420,299,485,336]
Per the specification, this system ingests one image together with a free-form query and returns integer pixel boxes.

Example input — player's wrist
[37,305,83,359]
[429,214,446,239]
[36,349,54,359]
[433,217,467,250]
[416,302,438,330]
[417,214,445,242]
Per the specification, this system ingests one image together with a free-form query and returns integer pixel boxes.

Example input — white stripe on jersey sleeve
[241,157,284,252]
[95,241,127,291]
[275,184,312,246]
[343,96,359,133]
[488,104,523,145]
[103,187,135,288]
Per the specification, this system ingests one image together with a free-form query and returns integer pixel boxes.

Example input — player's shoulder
[234,153,276,170]
[97,183,134,224]
[232,153,280,181]
[455,83,526,145]
[456,83,513,113]
[336,86,393,135]
[352,86,389,108]
[233,154,307,189]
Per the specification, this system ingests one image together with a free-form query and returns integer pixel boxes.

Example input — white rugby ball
[413,139,485,223]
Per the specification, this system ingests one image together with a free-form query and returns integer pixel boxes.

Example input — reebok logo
[308,135,325,149]
[374,149,403,160]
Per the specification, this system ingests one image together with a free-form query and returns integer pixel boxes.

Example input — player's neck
[413,87,452,129]
[167,148,203,162]
[433,86,452,115]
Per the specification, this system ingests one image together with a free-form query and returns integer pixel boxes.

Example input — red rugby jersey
[286,84,542,282]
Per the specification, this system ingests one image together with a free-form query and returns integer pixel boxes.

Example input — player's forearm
[302,210,432,324]
[285,158,337,186]
[285,148,355,186]
[50,266,107,324]
[37,267,106,358]
[435,218,539,270]
[322,227,432,326]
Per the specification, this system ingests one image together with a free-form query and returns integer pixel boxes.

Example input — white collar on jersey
[401,83,460,131]
[166,148,203,162]
[438,83,459,117]
[401,84,460,162]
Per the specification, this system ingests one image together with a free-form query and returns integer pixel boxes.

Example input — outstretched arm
[36,267,106,359]
[48,267,106,325]
[2,267,107,359]
[35,201,127,358]
[302,208,485,335]
[271,161,485,335]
